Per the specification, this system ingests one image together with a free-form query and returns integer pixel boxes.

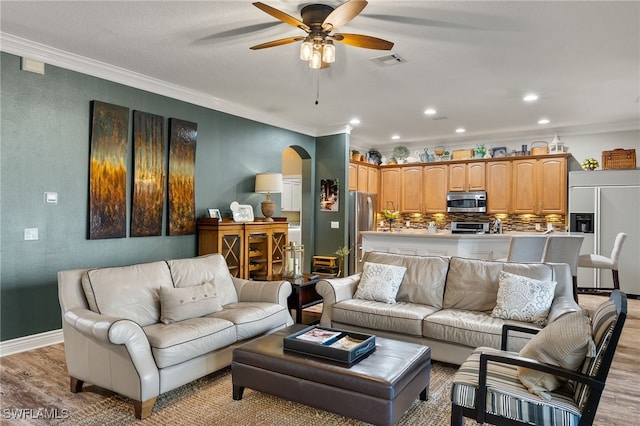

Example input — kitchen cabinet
[401,166,423,212]
[282,177,301,211]
[486,161,511,213]
[357,164,368,192]
[348,163,357,191]
[367,166,379,194]
[379,167,401,211]
[448,162,485,191]
[511,157,566,214]
[197,219,288,280]
[422,164,448,212]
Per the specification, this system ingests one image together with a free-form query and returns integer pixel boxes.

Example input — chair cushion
[518,309,596,400]
[451,347,581,426]
[166,254,238,305]
[491,271,557,326]
[354,262,407,304]
[81,260,173,326]
[208,302,291,341]
[159,281,222,324]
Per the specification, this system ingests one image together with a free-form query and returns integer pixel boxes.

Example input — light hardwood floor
[0,294,638,425]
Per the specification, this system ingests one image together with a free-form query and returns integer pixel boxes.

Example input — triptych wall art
[88,100,197,240]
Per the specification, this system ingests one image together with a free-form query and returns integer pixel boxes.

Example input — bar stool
[541,235,584,302]
[503,235,548,262]
[578,232,627,291]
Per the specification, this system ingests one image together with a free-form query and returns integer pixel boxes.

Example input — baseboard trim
[0,329,63,357]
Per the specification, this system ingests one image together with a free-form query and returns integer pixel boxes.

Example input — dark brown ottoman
[232,325,431,426]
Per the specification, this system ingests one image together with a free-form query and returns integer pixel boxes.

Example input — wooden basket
[602,149,636,170]
[451,149,473,160]
[531,141,549,156]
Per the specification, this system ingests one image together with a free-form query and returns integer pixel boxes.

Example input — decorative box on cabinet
[197,219,288,280]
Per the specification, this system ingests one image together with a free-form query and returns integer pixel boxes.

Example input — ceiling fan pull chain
[315,71,320,105]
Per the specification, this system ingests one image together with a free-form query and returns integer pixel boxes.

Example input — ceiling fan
[250,0,394,69]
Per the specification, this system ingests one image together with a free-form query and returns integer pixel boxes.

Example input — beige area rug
[56,362,463,426]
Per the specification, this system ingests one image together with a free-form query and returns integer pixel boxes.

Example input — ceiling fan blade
[253,2,310,32]
[250,36,304,50]
[333,33,394,50]
[322,0,368,31]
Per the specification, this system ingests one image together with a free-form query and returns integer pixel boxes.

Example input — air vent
[431,116,448,121]
[370,53,407,67]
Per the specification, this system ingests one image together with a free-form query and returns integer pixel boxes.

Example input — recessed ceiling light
[350,118,360,125]
[455,128,466,133]
[523,94,539,102]
[424,108,437,115]
[391,135,400,140]
[538,118,550,124]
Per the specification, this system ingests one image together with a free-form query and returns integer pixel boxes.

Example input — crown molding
[0,33,319,138]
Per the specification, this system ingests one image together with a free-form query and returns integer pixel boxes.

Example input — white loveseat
[58,253,293,419]
[316,252,581,365]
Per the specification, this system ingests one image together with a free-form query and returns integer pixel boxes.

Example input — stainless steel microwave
[446,191,487,213]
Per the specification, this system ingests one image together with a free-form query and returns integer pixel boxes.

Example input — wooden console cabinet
[197,219,288,280]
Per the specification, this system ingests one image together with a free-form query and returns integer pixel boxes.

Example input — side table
[285,273,332,324]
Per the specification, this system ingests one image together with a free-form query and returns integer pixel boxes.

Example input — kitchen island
[360,230,517,261]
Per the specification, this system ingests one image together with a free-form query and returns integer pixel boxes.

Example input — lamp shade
[255,172,283,194]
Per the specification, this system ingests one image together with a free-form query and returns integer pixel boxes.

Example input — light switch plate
[24,228,39,240]
[44,192,58,204]
[331,221,339,229]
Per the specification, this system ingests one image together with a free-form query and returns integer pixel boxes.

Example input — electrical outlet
[24,228,39,240]
[331,221,339,229]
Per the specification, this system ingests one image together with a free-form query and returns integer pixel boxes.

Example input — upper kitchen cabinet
[423,164,448,212]
[357,164,369,192]
[449,162,485,191]
[349,161,379,194]
[379,167,401,211]
[511,156,567,214]
[282,177,301,211]
[348,163,357,191]
[486,161,512,213]
[401,166,423,212]
[367,166,379,194]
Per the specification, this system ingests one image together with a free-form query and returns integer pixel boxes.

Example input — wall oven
[446,191,487,213]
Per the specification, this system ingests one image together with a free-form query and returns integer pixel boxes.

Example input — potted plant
[334,245,351,277]
[351,150,361,161]
[474,144,487,158]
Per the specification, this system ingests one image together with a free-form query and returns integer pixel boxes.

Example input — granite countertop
[361,230,562,239]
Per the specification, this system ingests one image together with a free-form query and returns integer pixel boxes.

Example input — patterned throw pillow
[518,309,596,400]
[159,281,222,324]
[491,271,557,326]
[354,262,407,303]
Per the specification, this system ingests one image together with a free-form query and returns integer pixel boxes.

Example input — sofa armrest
[232,277,292,307]
[315,274,361,327]
[548,295,581,324]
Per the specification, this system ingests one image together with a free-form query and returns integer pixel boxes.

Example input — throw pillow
[354,262,406,304]
[518,309,596,400]
[491,271,557,326]
[159,281,222,324]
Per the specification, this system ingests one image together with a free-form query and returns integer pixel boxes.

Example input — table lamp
[255,172,283,222]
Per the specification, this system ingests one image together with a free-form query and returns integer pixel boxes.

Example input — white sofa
[316,252,581,365]
[58,253,293,419]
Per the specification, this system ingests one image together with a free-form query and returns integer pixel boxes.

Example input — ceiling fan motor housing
[301,4,334,28]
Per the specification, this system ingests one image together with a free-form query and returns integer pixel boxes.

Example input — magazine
[329,335,364,350]
[295,327,342,344]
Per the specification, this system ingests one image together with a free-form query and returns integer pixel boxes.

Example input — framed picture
[231,204,254,223]
[208,208,221,220]
[491,147,508,158]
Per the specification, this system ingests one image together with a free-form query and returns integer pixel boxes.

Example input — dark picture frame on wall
[320,179,339,212]
[167,118,197,235]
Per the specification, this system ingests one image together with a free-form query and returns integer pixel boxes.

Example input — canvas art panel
[88,101,129,239]
[168,118,197,235]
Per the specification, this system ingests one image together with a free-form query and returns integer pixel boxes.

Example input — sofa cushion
[81,260,173,326]
[491,271,557,326]
[363,252,449,308]
[208,302,290,341]
[166,254,238,305]
[518,309,596,401]
[444,257,554,312]
[159,282,222,324]
[423,309,539,351]
[354,262,407,304]
[332,299,438,336]
[144,317,237,368]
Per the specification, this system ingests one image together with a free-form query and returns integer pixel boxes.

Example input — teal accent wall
[314,134,350,262]
[0,52,321,341]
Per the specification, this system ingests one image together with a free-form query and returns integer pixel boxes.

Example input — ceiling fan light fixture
[300,39,313,61]
[322,41,335,63]
[309,49,322,69]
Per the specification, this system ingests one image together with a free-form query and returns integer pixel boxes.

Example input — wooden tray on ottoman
[284,326,376,366]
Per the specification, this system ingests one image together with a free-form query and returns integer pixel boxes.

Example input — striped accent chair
[450,290,627,426]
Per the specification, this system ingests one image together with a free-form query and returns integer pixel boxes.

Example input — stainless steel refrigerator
[569,169,640,295]
[348,191,377,275]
